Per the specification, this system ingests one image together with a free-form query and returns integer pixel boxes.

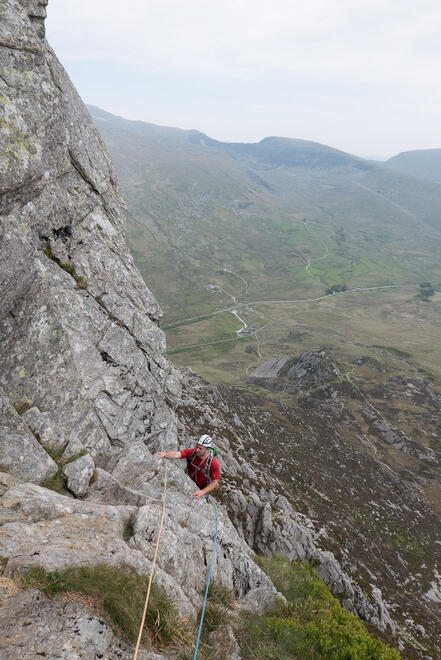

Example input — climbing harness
[186,447,218,485]
[133,462,168,660]
[193,498,219,660]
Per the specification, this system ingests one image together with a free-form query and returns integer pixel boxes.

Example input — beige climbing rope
[133,462,168,660]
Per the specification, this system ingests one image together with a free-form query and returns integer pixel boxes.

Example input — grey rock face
[0,484,146,578]
[0,0,182,474]
[132,496,280,619]
[251,355,291,378]
[250,350,340,392]
[227,486,395,632]
[87,466,148,506]
[21,406,68,454]
[62,453,95,496]
[0,482,135,527]
[89,442,282,618]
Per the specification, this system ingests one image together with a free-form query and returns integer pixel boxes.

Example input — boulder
[62,454,95,497]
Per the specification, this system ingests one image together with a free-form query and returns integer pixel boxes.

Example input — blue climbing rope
[193,499,219,660]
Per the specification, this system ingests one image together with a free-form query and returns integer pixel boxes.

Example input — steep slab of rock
[0,0,182,478]
[91,442,282,617]
[0,474,281,622]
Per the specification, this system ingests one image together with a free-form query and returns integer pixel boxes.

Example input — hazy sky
[45,0,441,159]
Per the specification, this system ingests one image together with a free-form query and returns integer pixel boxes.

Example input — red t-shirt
[180,448,220,489]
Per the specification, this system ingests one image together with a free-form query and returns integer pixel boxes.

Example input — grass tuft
[44,245,89,289]
[23,564,189,649]
[207,582,236,611]
[123,518,135,543]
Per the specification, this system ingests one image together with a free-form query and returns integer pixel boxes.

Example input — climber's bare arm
[154,451,182,459]
[193,479,219,499]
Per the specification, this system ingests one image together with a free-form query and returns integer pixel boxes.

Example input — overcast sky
[45,0,441,159]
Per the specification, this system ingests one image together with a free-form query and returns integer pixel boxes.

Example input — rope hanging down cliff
[193,500,219,660]
[133,462,169,660]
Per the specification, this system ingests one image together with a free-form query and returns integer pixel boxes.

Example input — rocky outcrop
[249,350,340,392]
[218,478,395,632]
[361,407,410,449]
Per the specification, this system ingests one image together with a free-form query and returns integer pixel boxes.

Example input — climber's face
[196,444,209,459]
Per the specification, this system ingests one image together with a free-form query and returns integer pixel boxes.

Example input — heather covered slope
[177,355,441,657]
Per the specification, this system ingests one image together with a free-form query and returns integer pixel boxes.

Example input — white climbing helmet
[197,434,213,448]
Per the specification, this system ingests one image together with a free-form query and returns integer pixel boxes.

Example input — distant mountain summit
[386,148,441,184]
[223,135,373,170]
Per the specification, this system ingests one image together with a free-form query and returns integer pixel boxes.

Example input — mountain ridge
[88,104,375,170]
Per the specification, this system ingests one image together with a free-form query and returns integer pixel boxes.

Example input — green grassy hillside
[88,106,441,384]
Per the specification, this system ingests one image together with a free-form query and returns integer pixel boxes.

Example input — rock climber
[154,434,220,500]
